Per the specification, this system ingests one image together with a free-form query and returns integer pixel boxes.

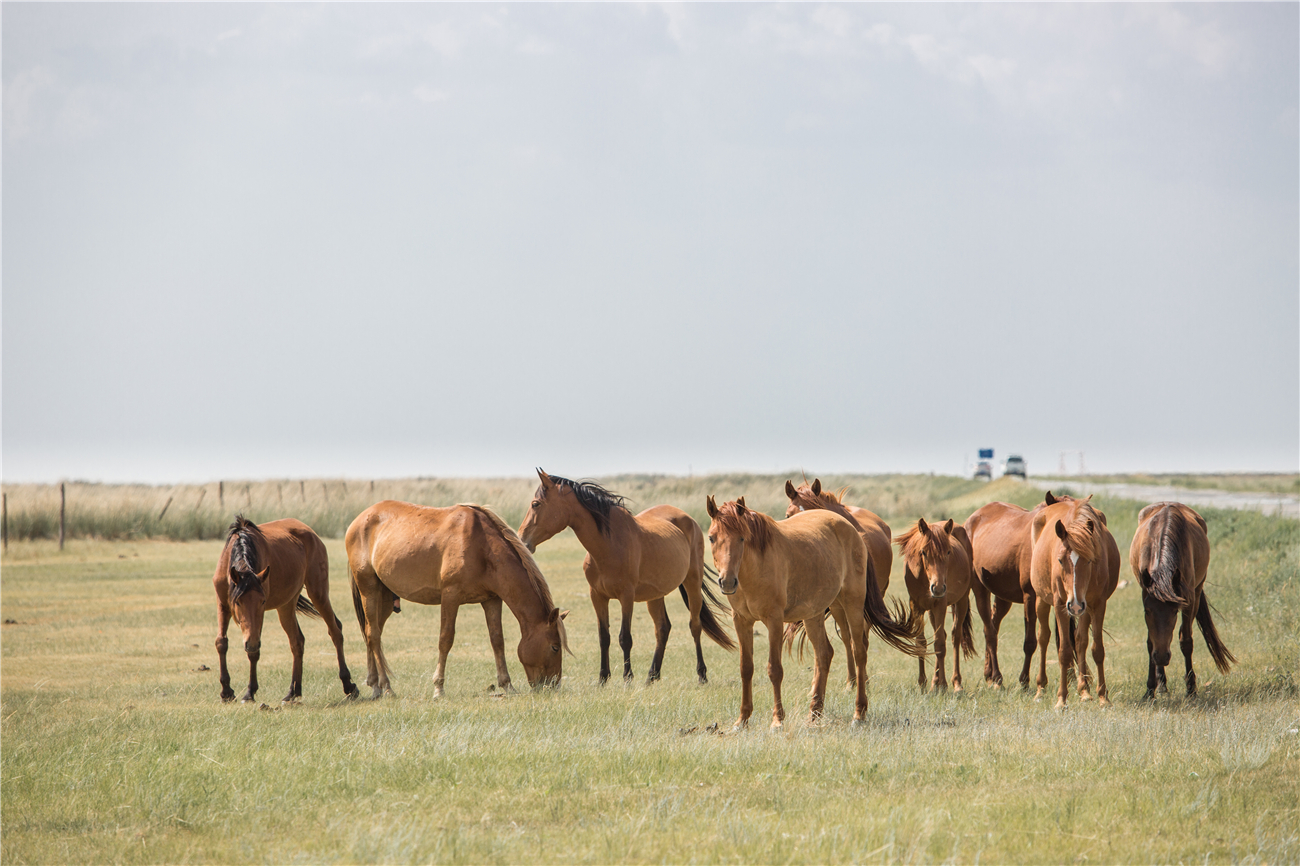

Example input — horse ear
[943,518,954,534]
[1045,491,1057,505]
[536,468,554,489]
[255,566,269,581]
[548,607,561,625]
[785,480,797,500]
[736,496,747,513]
[706,495,719,519]
[559,609,569,621]
[1054,520,1068,541]
[1085,519,1094,533]
[811,479,822,495]
[918,517,929,534]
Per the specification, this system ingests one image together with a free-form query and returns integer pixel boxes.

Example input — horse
[782,478,892,688]
[346,500,569,699]
[894,518,977,692]
[517,470,734,684]
[705,495,921,729]
[1130,502,1235,698]
[212,515,358,703]
[1028,495,1120,709]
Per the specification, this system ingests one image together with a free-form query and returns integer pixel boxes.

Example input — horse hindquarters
[351,567,397,698]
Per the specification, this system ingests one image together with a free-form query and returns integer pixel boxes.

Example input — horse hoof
[851,718,866,728]
[770,720,784,731]
[1098,696,1112,708]
[1054,701,1067,712]
[698,676,708,685]
[952,683,964,693]
[1080,692,1094,702]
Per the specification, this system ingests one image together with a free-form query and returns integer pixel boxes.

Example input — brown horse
[1130,502,1235,698]
[705,496,920,729]
[783,479,892,688]
[518,470,734,684]
[346,501,569,699]
[213,515,358,703]
[894,518,977,692]
[1028,495,1120,709]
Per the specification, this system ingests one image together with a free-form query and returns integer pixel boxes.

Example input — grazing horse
[213,516,358,703]
[1130,502,1235,698]
[894,518,977,692]
[518,470,734,684]
[1028,496,1120,709]
[705,496,921,729]
[783,479,892,688]
[346,501,569,699]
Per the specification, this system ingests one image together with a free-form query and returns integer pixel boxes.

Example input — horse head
[897,517,955,599]
[519,468,568,552]
[706,495,769,595]
[517,606,570,688]
[1050,497,1104,618]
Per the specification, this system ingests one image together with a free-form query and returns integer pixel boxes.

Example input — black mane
[541,475,628,536]
[226,515,265,603]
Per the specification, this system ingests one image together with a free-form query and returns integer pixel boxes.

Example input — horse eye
[551,644,560,653]
[532,501,540,509]
[707,535,714,544]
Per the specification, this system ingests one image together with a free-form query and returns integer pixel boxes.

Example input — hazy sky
[4,3,1297,484]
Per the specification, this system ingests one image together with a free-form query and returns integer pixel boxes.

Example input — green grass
[2,478,1297,864]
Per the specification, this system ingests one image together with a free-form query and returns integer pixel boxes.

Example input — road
[1024,479,1299,520]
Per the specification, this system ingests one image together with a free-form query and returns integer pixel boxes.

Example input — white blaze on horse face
[1069,551,1082,611]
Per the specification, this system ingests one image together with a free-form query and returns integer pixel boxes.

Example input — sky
[3,3,1297,485]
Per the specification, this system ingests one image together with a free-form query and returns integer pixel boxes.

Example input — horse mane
[1061,501,1103,563]
[713,500,774,554]
[893,521,950,562]
[788,484,865,533]
[225,515,265,603]
[469,505,570,654]
[1145,505,1188,606]
[540,475,627,536]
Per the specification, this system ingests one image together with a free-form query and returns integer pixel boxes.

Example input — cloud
[413,84,449,104]
[3,65,57,139]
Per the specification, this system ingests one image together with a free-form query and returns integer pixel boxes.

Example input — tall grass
[1,473,1035,542]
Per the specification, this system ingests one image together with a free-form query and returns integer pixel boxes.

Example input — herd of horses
[212,470,1237,728]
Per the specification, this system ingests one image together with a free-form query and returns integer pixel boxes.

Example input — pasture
[2,475,1297,864]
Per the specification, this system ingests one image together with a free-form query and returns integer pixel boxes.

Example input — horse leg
[930,605,948,692]
[592,591,613,684]
[301,563,358,700]
[1034,598,1052,701]
[988,595,1014,689]
[482,597,515,693]
[618,595,635,682]
[802,614,833,724]
[431,599,461,699]
[1054,605,1074,710]
[1145,636,1159,700]
[828,605,858,690]
[1180,605,1197,697]
[240,607,265,703]
[1076,610,1093,701]
[914,602,928,692]
[216,601,236,702]
[1091,602,1110,707]
[277,604,305,703]
[765,616,786,730]
[358,585,395,698]
[971,580,995,685]
[733,615,755,730]
[645,597,671,684]
[1020,592,1037,690]
[845,608,870,723]
[951,596,969,693]
[681,575,708,684]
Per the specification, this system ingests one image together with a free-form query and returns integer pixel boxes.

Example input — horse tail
[780,618,818,660]
[863,556,926,657]
[1195,591,1237,675]
[351,578,368,637]
[957,603,977,659]
[680,578,736,651]
[296,594,322,620]
[1146,506,1188,605]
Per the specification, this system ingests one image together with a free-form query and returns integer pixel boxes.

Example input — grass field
[2,475,1297,864]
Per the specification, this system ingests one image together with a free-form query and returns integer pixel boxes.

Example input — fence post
[219,481,224,511]
[158,496,174,521]
[59,483,66,550]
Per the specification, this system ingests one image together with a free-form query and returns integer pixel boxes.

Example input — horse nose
[1153,649,1172,667]
[244,640,260,654]
[1067,600,1086,617]
[930,584,947,599]
[719,576,738,595]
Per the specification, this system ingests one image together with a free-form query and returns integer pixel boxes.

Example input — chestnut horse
[518,470,734,684]
[1028,495,1120,709]
[705,496,920,729]
[346,501,569,699]
[1130,502,1235,698]
[895,518,977,692]
[213,515,358,703]
[782,479,892,688]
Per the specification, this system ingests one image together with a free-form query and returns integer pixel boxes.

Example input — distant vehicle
[1004,455,1026,478]
[974,461,993,481]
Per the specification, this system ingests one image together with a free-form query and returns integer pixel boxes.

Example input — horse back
[346,501,481,605]
[776,510,866,608]
[964,502,1033,598]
